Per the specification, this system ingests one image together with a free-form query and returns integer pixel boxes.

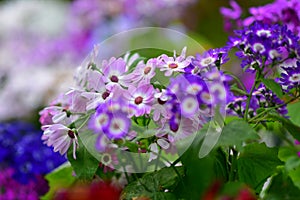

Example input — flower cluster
[220,0,300,36]
[0,122,66,184]
[0,168,47,200]
[227,22,300,71]
[279,61,300,92]
[40,47,232,165]
[227,85,288,119]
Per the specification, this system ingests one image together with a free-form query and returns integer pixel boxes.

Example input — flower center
[112,122,120,130]
[101,153,112,165]
[292,74,300,81]
[134,96,143,105]
[158,98,166,105]
[144,66,152,74]
[102,91,110,100]
[68,130,75,139]
[168,63,178,69]
[203,58,213,65]
[110,75,119,83]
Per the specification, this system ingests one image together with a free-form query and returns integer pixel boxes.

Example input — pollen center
[144,66,152,74]
[68,130,75,139]
[134,96,143,105]
[110,75,119,83]
[168,63,178,69]
[102,91,110,100]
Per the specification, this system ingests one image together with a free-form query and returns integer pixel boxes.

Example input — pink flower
[42,124,79,159]
[126,58,157,85]
[158,47,192,76]
[124,84,155,117]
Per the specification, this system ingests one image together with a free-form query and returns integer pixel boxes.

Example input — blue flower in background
[0,121,66,184]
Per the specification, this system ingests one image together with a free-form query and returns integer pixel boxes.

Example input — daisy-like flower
[102,57,130,89]
[42,124,79,159]
[158,47,192,76]
[89,99,131,140]
[279,61,300,91]
[124,84,154,117]
[152,89,171,121]
[126,58,157,85]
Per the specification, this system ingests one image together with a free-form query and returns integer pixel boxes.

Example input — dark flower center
[144,66,152,74]
[68,130,75,139]
[292,75,300,81]
[158,98,166,105]
[102,91,110,100]
[168,63,178,69]
[110,75,119,83]
[134,96,143,105]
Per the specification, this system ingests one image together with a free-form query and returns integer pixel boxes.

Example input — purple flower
[158,47,193,76]
[227,84,288,118]
[227,22,300,72]
[192,48,230,70]
[220,0,242,20]
[124,84,155,117]
[42,124,79,159]
[89,99,131,140]
[126,58,157,85]
[279,61,300,91]
[102,57,130,89]
[220,0,242,31]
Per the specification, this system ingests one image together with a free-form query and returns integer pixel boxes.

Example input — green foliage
[278,147,300,190]
[237,143,283,193]
[218,120,259,150]
[41,165,76,200]
[67,136,99,181]
[121,167,184,200]
[287,101,300,125]
[268,112,300,141]
[264,173,300,200]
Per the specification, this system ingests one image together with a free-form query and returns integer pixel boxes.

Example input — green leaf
[278,147,300,190]
[287,101,300,125]
[41,164,76,200]
[67,136,99,181]
[121,167,184,200]
[262,79,283,98]
[268,112,300,141]
[237,143,283,192]
[218,120,259,150]
[132,115,151,127]
[177,126,229,199]
[264,173,300,200]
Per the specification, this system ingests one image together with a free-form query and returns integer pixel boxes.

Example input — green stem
[248,96,299,123]
[224,71,247,92]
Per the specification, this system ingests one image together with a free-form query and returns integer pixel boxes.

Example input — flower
[42,124,79,159]
[227,22,300,72]
[102,57,131,89]
[126,58,157,85]
[0,122,66,184]
[124,84,155,117]
[227,85,288,118]
[158,47,193,76]
[279,61,300,91]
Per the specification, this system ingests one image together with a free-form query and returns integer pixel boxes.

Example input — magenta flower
[158,47,192,76]
[126,58,157,85]
[89,99,131,140]
[102,57,130,89]
[42,124,79,159]
[124,84,155,117]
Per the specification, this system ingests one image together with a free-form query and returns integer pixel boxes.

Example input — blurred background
[0,0,273,199]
